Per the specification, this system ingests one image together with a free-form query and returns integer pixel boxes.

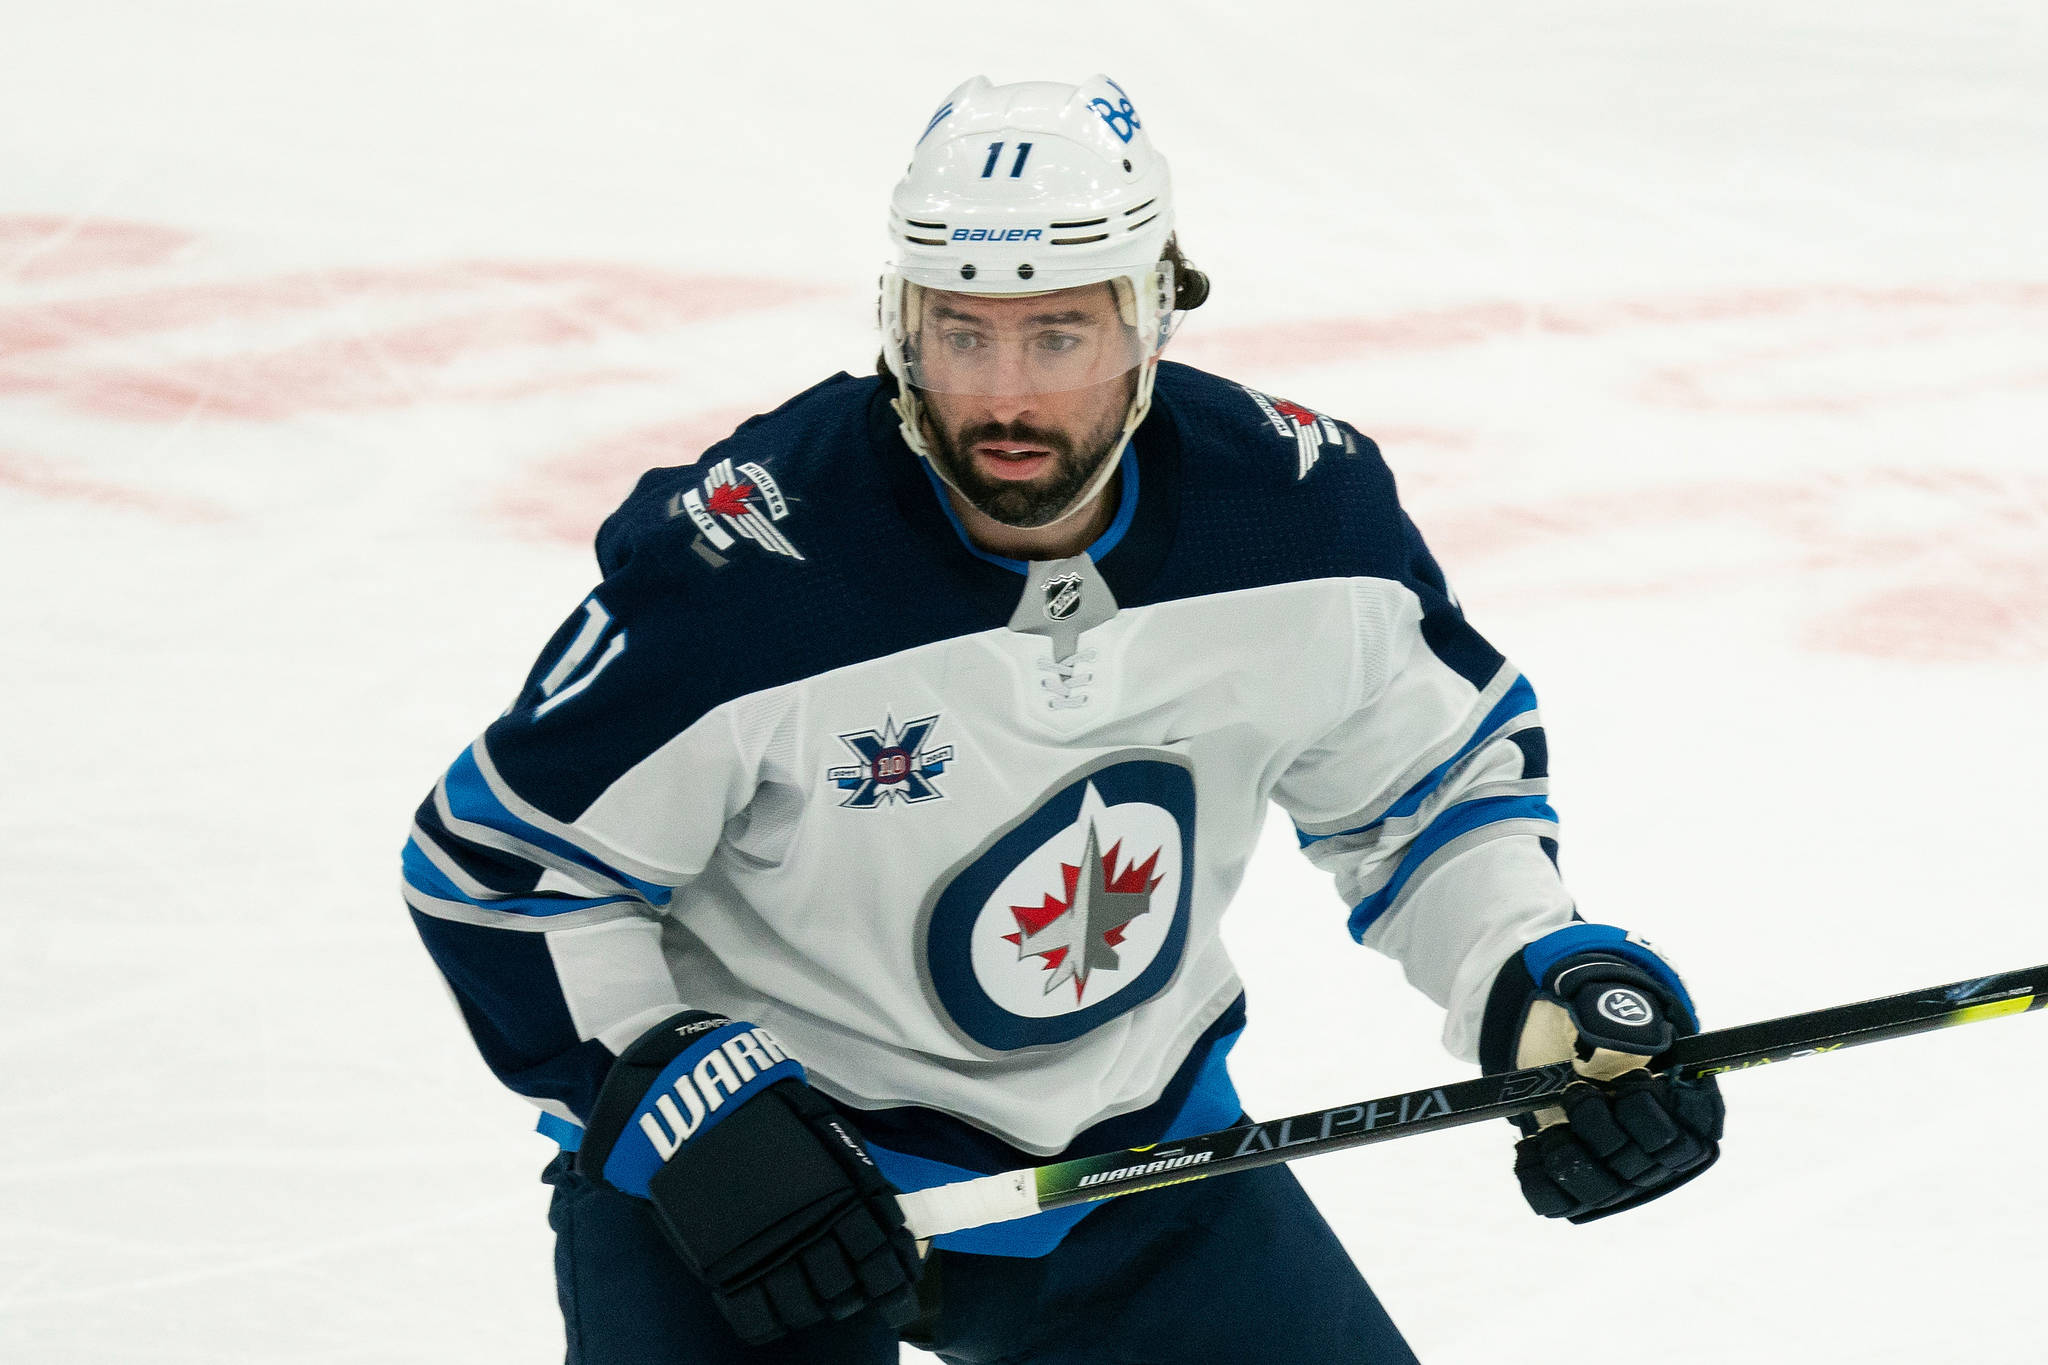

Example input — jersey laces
[1037,649,1098,710]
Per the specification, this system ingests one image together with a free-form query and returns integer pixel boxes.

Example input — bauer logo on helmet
[952,228,1045,243]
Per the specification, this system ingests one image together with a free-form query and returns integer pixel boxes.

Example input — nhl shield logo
[1043,572,1083,622]
[921,753,1195,1051]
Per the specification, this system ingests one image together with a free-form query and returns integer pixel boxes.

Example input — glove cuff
[1479,951,1544,1077]
[576,1010,805,1197]
[1490,929,1695,1080]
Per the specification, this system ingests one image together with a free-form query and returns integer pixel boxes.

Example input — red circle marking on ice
[492,407,766,546]
[1806,575,2048,665]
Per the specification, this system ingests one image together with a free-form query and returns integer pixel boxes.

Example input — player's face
[913,284,1139,529]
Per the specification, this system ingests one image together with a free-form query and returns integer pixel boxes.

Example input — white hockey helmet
[881,75,1184,520]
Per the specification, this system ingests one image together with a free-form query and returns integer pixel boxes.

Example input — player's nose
[980,388,1037,425]
[994,343,1049,413]
[964,387,1026,428]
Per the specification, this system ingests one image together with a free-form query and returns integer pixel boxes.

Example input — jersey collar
[869,378,1179,613]
[914,444,1141,576]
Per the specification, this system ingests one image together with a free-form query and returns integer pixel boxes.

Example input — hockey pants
[544,1148,1420,1363]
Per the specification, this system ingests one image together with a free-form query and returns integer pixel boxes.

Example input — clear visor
[899,279,1156,397]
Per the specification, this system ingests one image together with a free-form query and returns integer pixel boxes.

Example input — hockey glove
[1481,948,1724,1224]
[575,1011,922,1345]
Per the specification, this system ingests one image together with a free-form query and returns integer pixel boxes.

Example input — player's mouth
[972,442,1056,481]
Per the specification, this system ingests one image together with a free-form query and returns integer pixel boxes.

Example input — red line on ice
[0,261,821,420]
[1417,469,2048,663]
[1171,282,2048,375]
[0,217,194,282]
[0,449,232,524]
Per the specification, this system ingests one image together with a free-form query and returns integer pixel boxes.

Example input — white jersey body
[405,364,1585,1237]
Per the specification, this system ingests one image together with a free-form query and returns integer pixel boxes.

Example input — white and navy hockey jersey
[403,361,1610,1255]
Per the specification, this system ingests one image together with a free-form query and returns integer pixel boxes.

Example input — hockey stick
[895,961,2047,1240]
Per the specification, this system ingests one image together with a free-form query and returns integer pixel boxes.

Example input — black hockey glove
[1480,949,1725,1224]
[576,1011,922,1345]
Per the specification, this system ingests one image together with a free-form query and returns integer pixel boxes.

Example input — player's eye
[1036,332,1083,355]
[941,330,986,353]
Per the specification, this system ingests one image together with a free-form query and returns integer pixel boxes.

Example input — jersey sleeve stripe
[1345,794,1560,940]
[401,837,643,925]
[1304,775,1551,866]
[406,818,521,901]
[1296,672,1540,848]
[437,742,676,905]
[400,881,646,932]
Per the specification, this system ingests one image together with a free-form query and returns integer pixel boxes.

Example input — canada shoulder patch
[1237,385,1357,481]
[664,457,804,568]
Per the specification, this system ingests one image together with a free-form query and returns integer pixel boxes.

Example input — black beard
[927,410,1126,529]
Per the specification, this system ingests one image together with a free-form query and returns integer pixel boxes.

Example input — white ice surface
[2,3,2044,1360]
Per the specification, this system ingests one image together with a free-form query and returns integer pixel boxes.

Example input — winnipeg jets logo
[1239,385,1356,480]
[1006,795,1164,1003]
[921,756,1196,1052]
[669,458,803,561]
[828,714,953,808]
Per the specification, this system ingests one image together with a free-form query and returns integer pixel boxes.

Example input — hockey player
[404,75,1725,1364]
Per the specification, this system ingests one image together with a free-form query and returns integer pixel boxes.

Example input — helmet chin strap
[884,269,1176,535]
[888,333,1163,536]
[891,351,1163,538]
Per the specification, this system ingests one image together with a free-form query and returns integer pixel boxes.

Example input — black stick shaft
[1016,961,2047,1218]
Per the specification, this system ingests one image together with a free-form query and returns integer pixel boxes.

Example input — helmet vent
[1123,215,1159,234]
[1122,199,1157,217]
[1050,233,1111,246]
[903,234,948,246]
[905,219,947,230]
[1050,216,1108,229]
